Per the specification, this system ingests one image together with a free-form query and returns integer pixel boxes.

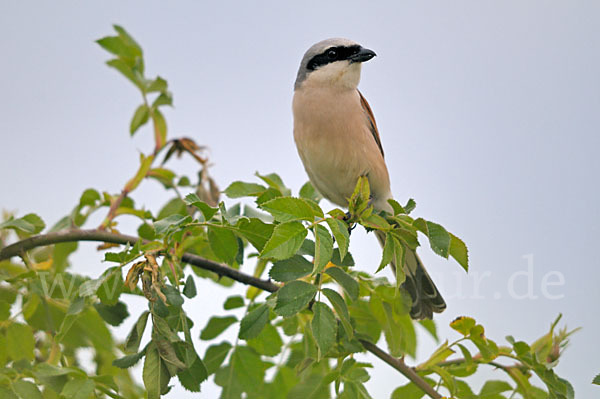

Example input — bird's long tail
[375,230,446,319]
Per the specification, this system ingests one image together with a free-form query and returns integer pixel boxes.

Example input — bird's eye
[327,49,337,59]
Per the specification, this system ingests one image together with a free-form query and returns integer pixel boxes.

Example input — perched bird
[292,38,446,319]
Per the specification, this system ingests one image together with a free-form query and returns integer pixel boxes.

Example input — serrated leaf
[235,217,274,251]
[130,104,150,135]
[143,343,171,399]
[208,226,239,264]
[153,214,191,235]
[200,316,237,340]
[183,193,218,220]
[322,288,353,339]
[224,295,244,310]
[479,380,513,397]
[450,316,476,336]
[376,232,394,273]
[325,267,359,301]
[6,323,35,361]
[269,255,313,282]
[230,346,265,392]
[449,232,469,272]
[247,323,284,357]
[152,109,167,149]
[125,311,150,353]
[311,302,337,360]
[113,349,146,369]
[299,181,322,202]
[313,224,334,273]
[239,304,269,340]
[176,353,207,392]
[260,197,323,222]
[224,181,267,198]
[60,378,95,399]
[325,218,349,262]
[12,380,43,399]
[0,213,45,234]
[260,221,308,260]
[203,342,232,375]
[274,280,317,317]
[94,301,129,326]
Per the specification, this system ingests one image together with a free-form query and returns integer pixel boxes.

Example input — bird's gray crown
[294,38,360,90]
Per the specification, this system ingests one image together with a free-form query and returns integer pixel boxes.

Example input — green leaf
[269,255,313,282]
[0,300,10,320]
[299,181,322,202]
[97,267,123,306]
[224,295,245,310]
[479,380,513,397]
[450,316,476,336]
[311,302,337,360]
[235,217,274,251]
[125,311,150,353]
[418,319,438,341]
[230,346,266,392]
[113,349,146,369]
[203,342,232,375]
[325,218,350,262]
[414,219,451,258]
[147,76,167,92]
[404,199,416,214]
[322,288,353,339]
[154,214,191,235]
[260,197,323,222]
[449,233,469,272]
[260,221,308,260]
[274,280,318,317]
[247,323,284,357]
[12,380,43,399]
[106,58,144,90]
[130,104,150,135]
[325,267,359,301]
[208,226,239,264]
[176,353,207,392]
[200,316,238,340]
[391,382,426,399]
[182,275,197,299]
[94,301,129,326]
[256,172,291,196]
[418,341,454,370]
[183,193,218,220]
[0,213,45,234]
[143,343,171,399]
[152,109,167,148]
[376,232,394,273]
[224,181,267,198]
[239,304,269,340]
[60,377,95,399]
[313,224,334,273]
[6,323,35,361]
[287,372,330,399]
[593,374,600,385]
[153,314,181,342]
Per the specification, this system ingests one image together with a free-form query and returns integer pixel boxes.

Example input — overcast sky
[1,1,599,397]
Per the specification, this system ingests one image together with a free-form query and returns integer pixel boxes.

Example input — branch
[360,340,442,399]
[0,229,441,399]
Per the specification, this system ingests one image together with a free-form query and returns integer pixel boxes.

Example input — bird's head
[295,38,376,90]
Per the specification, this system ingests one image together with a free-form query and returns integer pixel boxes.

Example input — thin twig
[0,229,442,399]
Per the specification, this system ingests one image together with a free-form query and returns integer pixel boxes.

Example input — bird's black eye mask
[307,45,362,70]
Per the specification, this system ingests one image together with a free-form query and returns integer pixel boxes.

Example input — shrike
[292,38,445,319]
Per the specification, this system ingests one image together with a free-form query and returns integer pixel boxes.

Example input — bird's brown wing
[358,90,384,158]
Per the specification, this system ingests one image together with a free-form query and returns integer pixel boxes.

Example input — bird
[292,38,446,319]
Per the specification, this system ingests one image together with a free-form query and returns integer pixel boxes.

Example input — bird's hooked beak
[349,47,376,63]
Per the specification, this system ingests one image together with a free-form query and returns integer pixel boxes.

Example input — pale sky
[1,1,599,397]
